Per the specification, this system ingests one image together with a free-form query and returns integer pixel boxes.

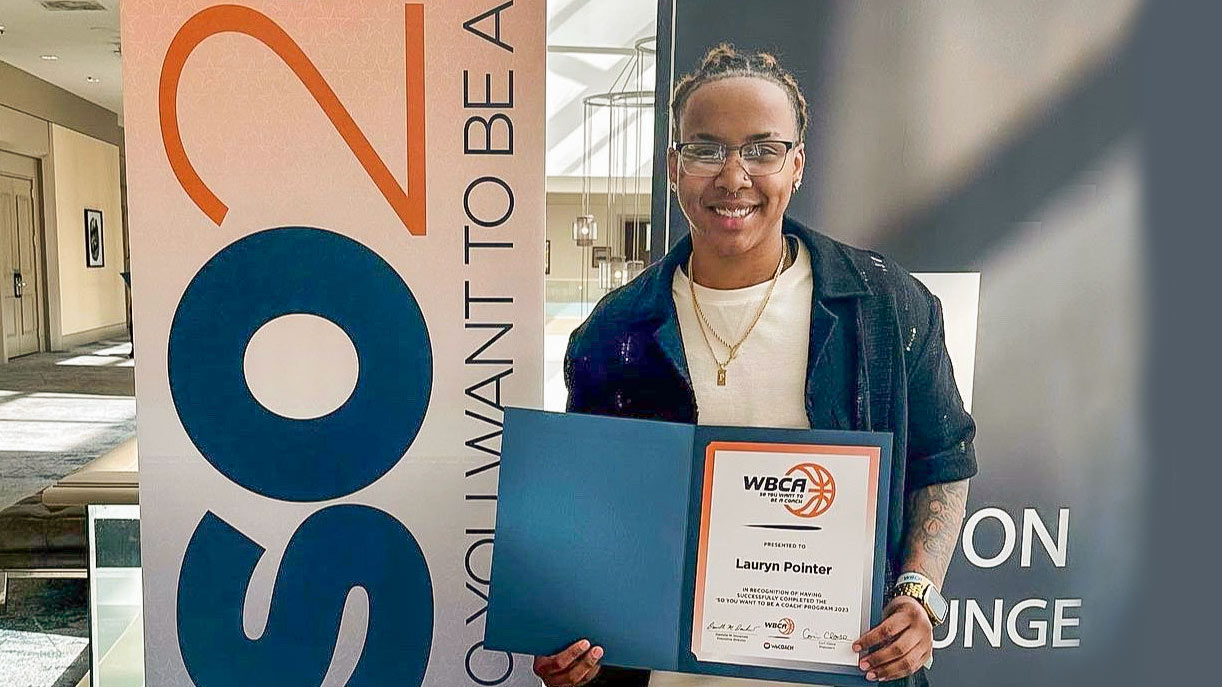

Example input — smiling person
[533,45,977,687]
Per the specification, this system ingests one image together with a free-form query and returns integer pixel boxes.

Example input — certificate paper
[693,442,882,672]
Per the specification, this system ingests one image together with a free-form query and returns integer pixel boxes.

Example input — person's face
[668,76,804,259]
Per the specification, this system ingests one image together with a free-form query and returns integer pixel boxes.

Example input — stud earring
[793,180,802,192]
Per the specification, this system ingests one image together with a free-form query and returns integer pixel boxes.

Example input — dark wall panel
[651,2,1147,684]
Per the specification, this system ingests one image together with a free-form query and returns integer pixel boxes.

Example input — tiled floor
[0,340,135,511]
[0,338,136,687]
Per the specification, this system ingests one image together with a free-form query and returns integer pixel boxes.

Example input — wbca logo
[744,463,837,519]
[765,617,796,636]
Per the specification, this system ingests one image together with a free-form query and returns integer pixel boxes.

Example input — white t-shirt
[671,238,814,430]
[653,239,814,687]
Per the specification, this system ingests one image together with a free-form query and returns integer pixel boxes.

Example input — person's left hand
[852,595,932,682]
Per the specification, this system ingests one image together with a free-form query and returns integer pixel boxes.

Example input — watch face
[925,586,949,624]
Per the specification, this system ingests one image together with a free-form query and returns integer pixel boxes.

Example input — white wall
[48,123,126,343]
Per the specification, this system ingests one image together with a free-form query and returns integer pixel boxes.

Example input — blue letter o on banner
[169,227,432,501]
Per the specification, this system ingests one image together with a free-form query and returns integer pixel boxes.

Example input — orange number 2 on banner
[159,4,427,236]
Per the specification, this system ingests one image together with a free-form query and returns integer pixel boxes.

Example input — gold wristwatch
[893,572,949,627]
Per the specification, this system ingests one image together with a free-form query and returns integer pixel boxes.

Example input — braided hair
[671,43,809,143]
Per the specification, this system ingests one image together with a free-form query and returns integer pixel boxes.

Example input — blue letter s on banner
[178,506,433,686]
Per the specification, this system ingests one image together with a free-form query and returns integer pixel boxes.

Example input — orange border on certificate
[690,441,882,658]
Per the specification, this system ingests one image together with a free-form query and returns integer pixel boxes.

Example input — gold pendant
[717,367,727,386]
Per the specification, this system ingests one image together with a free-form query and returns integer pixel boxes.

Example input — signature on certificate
[706,621,761,633]
[802,628,851,641]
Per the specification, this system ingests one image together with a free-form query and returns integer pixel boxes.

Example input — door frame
[0,153,49,363]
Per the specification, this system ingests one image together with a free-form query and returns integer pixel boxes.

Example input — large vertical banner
[122,1,542,685]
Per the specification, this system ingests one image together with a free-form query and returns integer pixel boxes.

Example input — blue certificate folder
[485,408,893,686]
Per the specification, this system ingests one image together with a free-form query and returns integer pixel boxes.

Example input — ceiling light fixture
[41,54,59,60]
[86,75,100,83]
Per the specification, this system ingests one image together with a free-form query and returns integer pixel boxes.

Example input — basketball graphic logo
[784,462,836,518]
[779,617,795,636]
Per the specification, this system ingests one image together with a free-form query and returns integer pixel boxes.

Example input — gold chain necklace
[687,239,788,386]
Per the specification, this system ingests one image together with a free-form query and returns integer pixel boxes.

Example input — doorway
[0,172,45,359]
[623,217,650,263]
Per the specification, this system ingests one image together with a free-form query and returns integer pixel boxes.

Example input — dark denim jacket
[564,217,977,687]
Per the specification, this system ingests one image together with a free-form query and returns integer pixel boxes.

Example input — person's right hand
[532,638,604,687]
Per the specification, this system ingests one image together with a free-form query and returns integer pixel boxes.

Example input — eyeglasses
[673,140,796,177]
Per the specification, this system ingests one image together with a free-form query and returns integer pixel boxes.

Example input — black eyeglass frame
[671,139,797,177]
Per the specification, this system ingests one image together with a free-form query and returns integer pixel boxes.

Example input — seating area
[0,437,137,607]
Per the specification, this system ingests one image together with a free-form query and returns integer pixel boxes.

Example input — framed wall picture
[85,209,105,268]
[591,245,611,267]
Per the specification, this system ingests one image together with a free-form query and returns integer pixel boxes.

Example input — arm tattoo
[902,479,970,588]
